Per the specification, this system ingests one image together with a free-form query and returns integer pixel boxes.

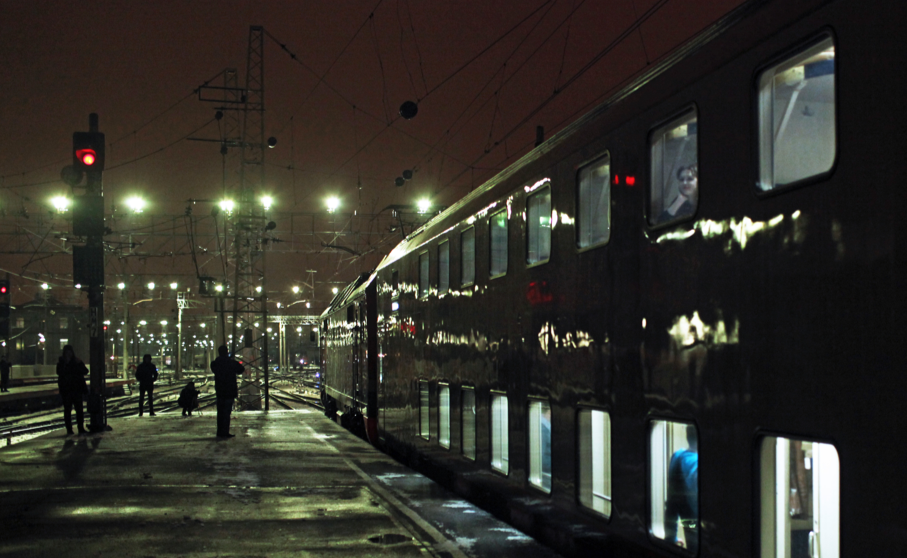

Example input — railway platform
[0,408,563,558]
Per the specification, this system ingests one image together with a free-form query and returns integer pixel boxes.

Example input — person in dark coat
[56,345,88,435]
[135,354,158,416]
[0,357,11,392]
[178,380,200,416]
[211,345,244,438]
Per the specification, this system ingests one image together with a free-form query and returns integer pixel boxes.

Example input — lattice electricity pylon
[230,25,270,410]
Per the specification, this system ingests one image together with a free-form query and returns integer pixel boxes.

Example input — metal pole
[86,113,107,432]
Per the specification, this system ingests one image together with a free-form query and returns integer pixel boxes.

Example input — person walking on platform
[211,345,244,438]
[178,380,200,416]
[135,354,158,417]
[56,345,88,435]
[0,356,11,392]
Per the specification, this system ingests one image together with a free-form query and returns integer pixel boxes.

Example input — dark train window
[758,36,836,191]
[526,184,552,266]
[461,387,476,460]
[491,392,510,474]
[528,399,552,493]
[419,251,429,298]
[577,153,611,249]
[759,436,839,558]
[438,241,450,295]
[420,381,430,440]
[578,409,612,518]
[649,109,698,225]
[461,227,475,287]
[649,420,699,553]
[439,384,451,449]
[489,209,508,278]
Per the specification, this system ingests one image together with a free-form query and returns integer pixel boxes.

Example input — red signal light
[76,149,97,166]
[0,286,7,294]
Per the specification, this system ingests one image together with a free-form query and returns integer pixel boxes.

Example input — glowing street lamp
[170,282,178,290]
[261,195,273,211]
[51,196,71,213]
[41,283,49,290]
[332,287,339,295]
[325,196,340,213]
[292,286,300,294]
[219,199,235,214]
[147,282,155,290]
[417,198,431,214]
[118,282,126,290]
[125,196,146,214]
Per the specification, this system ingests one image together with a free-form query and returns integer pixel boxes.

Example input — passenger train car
[321,0,907,555]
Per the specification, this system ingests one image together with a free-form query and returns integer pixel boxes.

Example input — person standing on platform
[0,356,11,392]
[56,345,88,435]
[135,354,158,417]
[211,345,244,438]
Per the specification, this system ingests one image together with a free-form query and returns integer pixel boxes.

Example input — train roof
[320,270,375,320]
[374,0,761,274]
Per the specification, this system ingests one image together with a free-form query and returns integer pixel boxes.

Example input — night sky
[0,0,744,307]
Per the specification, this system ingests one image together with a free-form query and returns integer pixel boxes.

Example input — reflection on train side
[667,311,739,348]
[655,211,806,252]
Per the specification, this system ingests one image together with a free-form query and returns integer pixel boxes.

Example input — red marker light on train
[626,175,636,186]
[613,175,620,185]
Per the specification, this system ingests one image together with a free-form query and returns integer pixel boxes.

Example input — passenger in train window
[659,165,698,223]
[665,424,698,552]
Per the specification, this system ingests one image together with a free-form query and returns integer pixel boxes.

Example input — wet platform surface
[0,409,562,557]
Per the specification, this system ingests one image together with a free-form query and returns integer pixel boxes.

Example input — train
[320,0,907,555]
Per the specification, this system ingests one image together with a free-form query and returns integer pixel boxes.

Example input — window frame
[439,383,451,449]
[528,398,552,494]
[575,152,612,252]
[418,250,430,299]
[438,240,450,295]
[419,380,430,440]
[648,418,699,553]
[489,209,508,279]
[755,32,838,196]
[647,106,700,227]
[526,185,552,267]
[460,226,476,287]
[490,391,510,475]
[577,407,613,520]
[461,386,477,461]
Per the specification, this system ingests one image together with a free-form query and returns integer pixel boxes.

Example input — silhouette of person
[0,356,11,392]
[665,425,699,552]
[178,380,200,416]
[659,165,698,222]
[56,345,88,435]
[135,354,158,416]
[211,345,244,438]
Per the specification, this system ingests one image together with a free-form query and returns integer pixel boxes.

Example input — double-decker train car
[321,0,907,555]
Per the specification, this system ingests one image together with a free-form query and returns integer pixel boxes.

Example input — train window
[419,251,430,298]
[491,393,509,474]
[578,409,612,518]
[528,400,552,493]
[649,109,698,225]
[462,387,476,460]
[420,381,430,440]
[438,240,450,295]
[759,436,839,558]
[758,36,836,191]
[461,227,475,287]
[577,153,611,249]
[649,420,699,553]
[527,186,552,265]
[439,384,451,449]
[489,209,508,278]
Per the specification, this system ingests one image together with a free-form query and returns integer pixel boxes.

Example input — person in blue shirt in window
[665,425,698,552]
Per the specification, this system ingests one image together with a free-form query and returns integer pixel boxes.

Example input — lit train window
[461,227,475,287]
[650,420,699,553]
[758,36,836,191]
[491,392,510,474]
[649,109,698,225]
[759,436,839,558]
[578,409,612,518]
[439,384,451,449]
[489,210,508,278]
[528,400,552,493]
[577,153,610,248]
[527,186,552,265]
[420,381,430,440]
[462,387,476,460]
[438,241,450,295]
[419,251,429,299]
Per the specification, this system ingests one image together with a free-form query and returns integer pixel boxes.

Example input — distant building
[7,294,89,365]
